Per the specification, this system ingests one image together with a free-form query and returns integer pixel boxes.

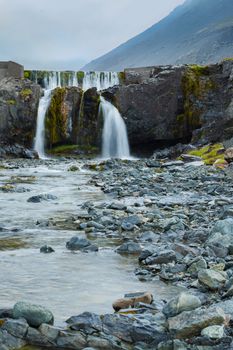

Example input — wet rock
[201,325,225,339]
[66,236,98,252]
[207,218,233,248]
[1,319,28,339]
[163,293,201,318]
[56,330,87,349]
[168,307,226,339]
[40,245,55,253]
[66,312,102,334]
[142,249,177,265]
[13,301,54,328]
[198,269,227,290]
[116,242,142,254]
[27,194,57,203]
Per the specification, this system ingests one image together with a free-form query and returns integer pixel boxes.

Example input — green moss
[0,238,28,250]
[6,99,16,105]
[45,87,67,147]
[189,64,210,76]
[24,70,31,79]
[49,144,79,154]
[188,143,225,165]
[222,57,233,61]
[118,71,126,84]
[20,88,32,99]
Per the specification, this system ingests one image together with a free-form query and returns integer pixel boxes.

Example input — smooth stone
[39,323,60,341]
[27,194,57,203]
[187,257,207,275]
[13,301,54,328]
[40,245,55,253]
[163,293,201,318]
[207,218,233,248]
[168,307,225,339]
[201,325,225,339]
[2,319,28,339]
[116,242,142,254]
[198,269,227,290]
[66,236,92,251]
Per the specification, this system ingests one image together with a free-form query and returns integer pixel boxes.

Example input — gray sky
[0,0,185,70]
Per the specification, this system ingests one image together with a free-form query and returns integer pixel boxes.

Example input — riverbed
[0,159,181,324]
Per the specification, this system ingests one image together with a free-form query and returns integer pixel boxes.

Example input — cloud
[0,0,185,70]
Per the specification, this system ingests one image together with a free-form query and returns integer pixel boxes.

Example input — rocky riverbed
[1,156,233,349]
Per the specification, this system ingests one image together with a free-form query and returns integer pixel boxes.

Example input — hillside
[83,0,233,71]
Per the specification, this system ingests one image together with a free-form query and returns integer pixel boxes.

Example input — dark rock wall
[0,77,41,156]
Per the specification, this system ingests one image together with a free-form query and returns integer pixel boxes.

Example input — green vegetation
[20,88,32,99]
[24,70,31,79]
[187,143,225,165]
[118,71,126,83]
[45,87,67,147]
[48,144,79,154]
[0,237,28,250]
[6,99,16,105]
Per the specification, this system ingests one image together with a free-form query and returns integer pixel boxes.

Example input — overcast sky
[0,0,185,70]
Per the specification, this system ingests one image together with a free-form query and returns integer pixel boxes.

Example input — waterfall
[100,96,130,159]
[34,74,59,158]
[83,71,119,91]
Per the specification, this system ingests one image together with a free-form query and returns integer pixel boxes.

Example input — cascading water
[34,74,60,158]
[100,96,130,159]
[34,70,120,159]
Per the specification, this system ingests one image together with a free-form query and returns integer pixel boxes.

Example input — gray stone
[27,194,57,203]
[187,257,207,275]
[0,329,26,350]
[13,301,54,328]
[163,293,201,318]
[198,269,227,290]
[168,307,225,339]
[26,326,55,346]
[143,250,177,265]
[207,218,233,248]
[109,202,127,210]
[39,323,60,342]
[116,242,142,254]
[66,236,93,251]
[56,331,87,349]
[2,319,28,339]
[201,325,225,339]
[40,245,55,253]
[66,312,102,333]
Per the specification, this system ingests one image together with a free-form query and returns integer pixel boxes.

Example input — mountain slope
[83,0,233,71]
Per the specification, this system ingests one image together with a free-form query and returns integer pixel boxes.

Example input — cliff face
[0,77,41,157]
[0,61,233,158]
[102,60,233,151]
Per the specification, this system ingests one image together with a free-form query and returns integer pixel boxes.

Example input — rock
[56,331,87,349]
[201,325,225,339]
[163,293,201,318]
[1,319,28,339]
[109,202,127,210]
[198,269,227,290]
[66,312,102,333]
[168,307,226,339]
[13,301,54,328]
[121,222,134,231]
[116,242,142,254]
[207,218,233,249]
[225,147,233,163]
[40,245,55,253]
[143,250,177,265]
[27,194,57,203]
[0,329,26,350]
[187,257,207,275]
[112,292,153,312]
[66,236,98,252]
[39,323,59,342]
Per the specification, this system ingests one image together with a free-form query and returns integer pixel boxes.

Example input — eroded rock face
[0,77,40,157]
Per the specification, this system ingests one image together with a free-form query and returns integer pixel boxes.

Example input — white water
[34,74,60,158]
[34,71,120,159]
[100,96,130,159]
[83,71,119,91]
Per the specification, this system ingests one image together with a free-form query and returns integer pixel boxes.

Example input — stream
[0,159,182,324]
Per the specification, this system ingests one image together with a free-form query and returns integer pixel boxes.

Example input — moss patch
[20,88,32,98]
[6,99,16,105]
[0,238,28,250]
[187,143,225,165]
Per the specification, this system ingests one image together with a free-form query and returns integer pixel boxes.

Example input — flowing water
[0,160,182,324]
[34,71,120,159]
[100,96,130,159]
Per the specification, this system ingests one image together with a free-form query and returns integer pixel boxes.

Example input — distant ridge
[83,0,233,71]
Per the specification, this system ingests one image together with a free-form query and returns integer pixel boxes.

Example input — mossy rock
[187,143,225,165]
[0,238,28,250]
[20,88,32,98]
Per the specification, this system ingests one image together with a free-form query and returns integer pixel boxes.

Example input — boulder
[201,325,225,339]
[13,301,54,328]
[116,242,142,254]
[198,269,227,290]
[163,293,201,318]
[207,218,233,249]
[66,236,98,252]
[168,307,226,339]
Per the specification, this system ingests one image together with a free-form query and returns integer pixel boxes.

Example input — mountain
[83,0,233,71]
